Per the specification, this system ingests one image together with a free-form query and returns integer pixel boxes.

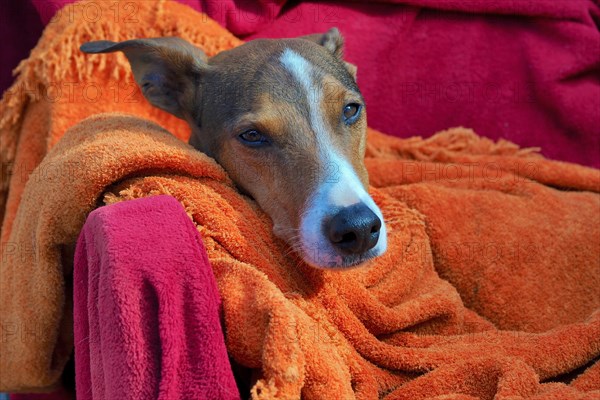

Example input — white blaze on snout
[280,49,387,268]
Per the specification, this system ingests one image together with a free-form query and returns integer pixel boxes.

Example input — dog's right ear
[300,28,357,80]
[81,37,208,120]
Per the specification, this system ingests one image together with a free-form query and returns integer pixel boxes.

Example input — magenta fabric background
[1,0,598,167]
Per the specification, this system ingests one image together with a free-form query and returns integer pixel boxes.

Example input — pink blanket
[1,0,599,167]
[73,195,239,400]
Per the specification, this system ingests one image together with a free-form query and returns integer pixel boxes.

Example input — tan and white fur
[81,28,387,268]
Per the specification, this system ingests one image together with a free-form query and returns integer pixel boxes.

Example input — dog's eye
[238,129,269,147]
[343,103,361,124]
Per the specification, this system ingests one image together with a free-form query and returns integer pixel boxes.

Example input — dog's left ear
[301,28,357,79]
[81,37,207,120]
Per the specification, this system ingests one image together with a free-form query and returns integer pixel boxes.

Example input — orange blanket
[1,1,599,398]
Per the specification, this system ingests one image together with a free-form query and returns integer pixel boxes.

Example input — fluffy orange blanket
[1,1,599,398]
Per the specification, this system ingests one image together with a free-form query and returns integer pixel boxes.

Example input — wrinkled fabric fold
[2,112,598,398]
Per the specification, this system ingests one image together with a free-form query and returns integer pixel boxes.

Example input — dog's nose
[327,203,381,254]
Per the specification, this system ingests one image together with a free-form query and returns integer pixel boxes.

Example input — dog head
[81,28,387,268]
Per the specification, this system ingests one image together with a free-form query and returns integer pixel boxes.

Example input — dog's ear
[301,27,344,59]
[300,28,357,79]
[81,37,207,119]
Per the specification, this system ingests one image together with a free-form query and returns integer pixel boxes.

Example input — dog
[81,28,387,269]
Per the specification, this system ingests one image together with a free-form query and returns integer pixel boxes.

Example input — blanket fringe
[0,0,241,178]
[367,127,542,161]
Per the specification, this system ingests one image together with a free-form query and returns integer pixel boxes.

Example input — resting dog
[81,28,387,269]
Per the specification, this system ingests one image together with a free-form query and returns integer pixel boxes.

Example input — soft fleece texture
[73,195,239,400]
[1,0,599,167]
[0,0,599,398]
